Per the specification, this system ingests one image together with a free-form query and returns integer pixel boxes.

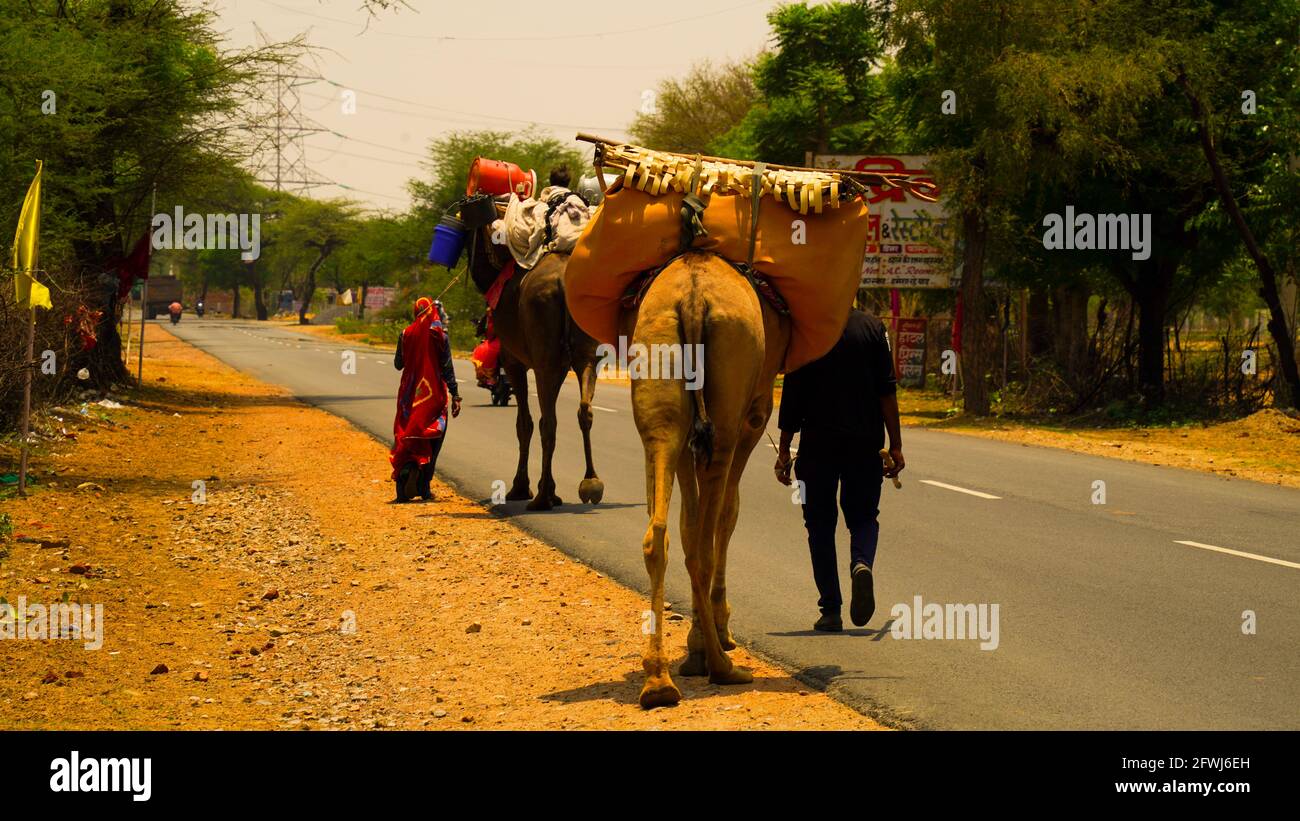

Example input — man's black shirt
[777,309,896,456]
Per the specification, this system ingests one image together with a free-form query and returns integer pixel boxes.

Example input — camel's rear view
[624,252,789,708]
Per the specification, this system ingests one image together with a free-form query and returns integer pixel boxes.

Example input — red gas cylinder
[466,157,537,199]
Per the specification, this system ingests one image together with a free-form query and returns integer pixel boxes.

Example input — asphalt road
[161,317,1300,729]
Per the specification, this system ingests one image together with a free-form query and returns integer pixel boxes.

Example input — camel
[466,226,604,511]
[623,251,792,708]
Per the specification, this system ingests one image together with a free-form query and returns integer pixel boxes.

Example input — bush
[0,272,101,433]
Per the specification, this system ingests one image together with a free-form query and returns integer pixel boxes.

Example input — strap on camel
[747,161,766,266]
[678,154,708,253]
[620,254,789,319]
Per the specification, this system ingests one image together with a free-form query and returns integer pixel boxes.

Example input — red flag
[115,231,151,299]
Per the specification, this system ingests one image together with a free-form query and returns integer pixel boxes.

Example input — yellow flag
[12,160,52,311]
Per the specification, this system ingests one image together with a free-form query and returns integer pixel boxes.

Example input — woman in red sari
[391,297,461,502]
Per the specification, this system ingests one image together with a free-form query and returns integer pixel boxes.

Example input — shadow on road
[539,657,822,707]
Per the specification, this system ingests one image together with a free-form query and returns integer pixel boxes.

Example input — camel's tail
[678,290,714,466]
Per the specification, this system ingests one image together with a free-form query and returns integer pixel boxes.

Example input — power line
[324,129,426,159]
[330,183,409,202]
[305,143,415,167]
[300,85,628,134]
[259,0,770,43]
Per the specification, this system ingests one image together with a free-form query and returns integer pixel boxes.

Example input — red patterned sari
[390,300,449,478]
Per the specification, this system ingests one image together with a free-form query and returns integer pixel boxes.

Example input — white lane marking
[591,405,617,413]
[1173,540,1300,571]
[919,479,1001,500]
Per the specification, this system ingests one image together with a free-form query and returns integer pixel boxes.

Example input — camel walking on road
[467,227,604,511]
[624,252,791,708]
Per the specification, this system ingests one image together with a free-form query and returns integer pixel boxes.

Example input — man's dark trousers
[794,442,883,615]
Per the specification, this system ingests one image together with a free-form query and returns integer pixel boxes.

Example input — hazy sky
[213,0,786,210]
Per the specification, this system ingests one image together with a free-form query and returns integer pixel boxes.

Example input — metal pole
[17,306,35,496]
[137,184,155,384]
[123,287,132,366]
[137,279,147,383]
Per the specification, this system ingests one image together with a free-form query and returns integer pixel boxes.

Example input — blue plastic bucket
[428,214,467,267]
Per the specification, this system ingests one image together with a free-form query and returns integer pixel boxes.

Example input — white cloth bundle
[495,186,593,268]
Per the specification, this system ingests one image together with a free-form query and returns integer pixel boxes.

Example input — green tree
[263,197,361,325]
[730,1,896,164]
[408,128,585,216]
[0,0,297,387]
[332,213,428,318]
[628,58,757,155]
[1166,0,1300,407]
[888,0,1166,412]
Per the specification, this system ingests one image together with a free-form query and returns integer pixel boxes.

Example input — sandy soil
[0,325,878,730]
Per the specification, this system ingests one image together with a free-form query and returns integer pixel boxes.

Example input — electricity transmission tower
[247,25,329,194]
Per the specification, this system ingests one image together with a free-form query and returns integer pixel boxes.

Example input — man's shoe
[813,612,843,632]
[850,563,875,627]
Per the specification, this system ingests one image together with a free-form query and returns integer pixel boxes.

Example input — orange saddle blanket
[564,184,869,372]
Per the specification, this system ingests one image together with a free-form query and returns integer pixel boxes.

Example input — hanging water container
[428,213,467,268]
[467,157,537,199]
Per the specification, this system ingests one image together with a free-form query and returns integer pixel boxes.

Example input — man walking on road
[775,307,904,631]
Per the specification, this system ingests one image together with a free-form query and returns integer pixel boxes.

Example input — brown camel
[467,226,604,511]
[623,251,792,708]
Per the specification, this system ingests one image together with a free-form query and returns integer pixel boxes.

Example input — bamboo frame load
[576,133,941,214]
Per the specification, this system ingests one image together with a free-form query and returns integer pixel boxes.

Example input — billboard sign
[892,317,929,389]
[813,154,955,289]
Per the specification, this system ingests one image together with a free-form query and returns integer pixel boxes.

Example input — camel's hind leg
[675,446,709,677]
[573,357,604,504]
[639,428,685,708]
[504,358,533,501]
[685,446,752,686]
[712,408,768,650]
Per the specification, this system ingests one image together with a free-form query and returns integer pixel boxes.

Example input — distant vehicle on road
[144,276,183,318]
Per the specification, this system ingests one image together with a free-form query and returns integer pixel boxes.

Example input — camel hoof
[578,478,604,504]
[525,495,554,511]
[717,630,736,651]
[678,651,708,677]
[639,678,682,709]
[709,665,754,686]
[505,484,533,501]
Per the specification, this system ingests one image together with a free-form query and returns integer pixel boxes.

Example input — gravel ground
[0,326,880,731]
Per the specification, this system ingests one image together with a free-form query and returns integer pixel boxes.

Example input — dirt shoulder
[287,321,397,351]
[0,325,878,730]
[895,389,1300,489]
